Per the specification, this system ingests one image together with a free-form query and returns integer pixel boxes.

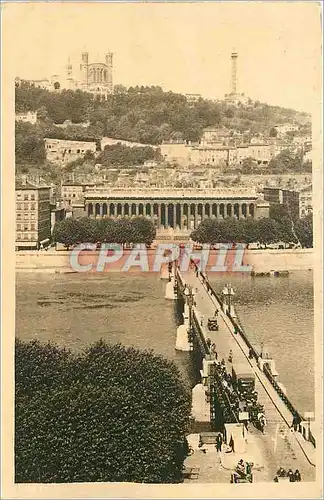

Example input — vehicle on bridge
[207,317,219,331]
[231,363,255,394]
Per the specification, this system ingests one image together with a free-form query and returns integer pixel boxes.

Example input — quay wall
[16,248,313,273]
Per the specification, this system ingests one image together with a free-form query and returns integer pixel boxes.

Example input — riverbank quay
[175,268,316,483]
[16,247,313,273]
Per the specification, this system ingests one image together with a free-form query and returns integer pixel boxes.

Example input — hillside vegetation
[15,83,311,177]
[16,83,310,145]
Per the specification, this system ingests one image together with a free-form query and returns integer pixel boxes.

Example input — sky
[3,2,322,113]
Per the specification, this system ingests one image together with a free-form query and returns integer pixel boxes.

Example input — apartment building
[15,179,51,249]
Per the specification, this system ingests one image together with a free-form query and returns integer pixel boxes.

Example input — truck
[231,363,255,393]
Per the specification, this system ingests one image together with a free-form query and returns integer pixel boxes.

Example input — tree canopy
[52,217,156,248]
[16,82,310,146]
[15,338,191,483]
[190,215,312,248]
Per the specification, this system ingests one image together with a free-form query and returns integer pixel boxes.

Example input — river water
[16,270,314,414]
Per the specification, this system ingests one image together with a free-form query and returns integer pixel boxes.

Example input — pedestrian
[288,469,295,482]
[228,349,233,363]
[234,326,238,335]
[200,316,204,326]
[206,337,211,348]
[291,412,301,432]
[249,348,254,359]
[215,433,223,452]
[229,435,235,453]
[214,309,218,317]
[294,469,301,482]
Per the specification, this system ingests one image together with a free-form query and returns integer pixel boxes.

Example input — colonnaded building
[83,188,270,234]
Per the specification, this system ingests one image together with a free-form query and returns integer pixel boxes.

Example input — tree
[129,217,156,245]
[241,157,255,174]
[15,339,191,483]
[256,218,279,247]
[295,214,313,248]
[52,218,84,249]
[269,127,278,137]
[15,122,46,166]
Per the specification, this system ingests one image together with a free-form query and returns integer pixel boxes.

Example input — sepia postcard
[1,1,323,498]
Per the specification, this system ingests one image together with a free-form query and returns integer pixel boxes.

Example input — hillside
[16,82,311,146]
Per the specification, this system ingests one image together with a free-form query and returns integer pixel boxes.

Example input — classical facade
[84,188,269,231]
[15,179,51,249]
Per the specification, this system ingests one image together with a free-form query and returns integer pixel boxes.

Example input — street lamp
[184,285,195,329]
[304,411,314,440]
[222,283,235,315]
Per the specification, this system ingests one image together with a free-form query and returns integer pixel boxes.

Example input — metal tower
[230,51,238,94]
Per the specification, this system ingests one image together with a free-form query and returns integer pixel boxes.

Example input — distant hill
[15,82,311,146]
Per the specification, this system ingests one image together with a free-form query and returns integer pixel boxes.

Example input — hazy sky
[4,2,322,112]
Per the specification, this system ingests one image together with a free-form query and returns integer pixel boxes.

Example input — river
[16,270,314,414]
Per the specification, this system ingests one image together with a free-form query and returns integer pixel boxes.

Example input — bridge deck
[179,269,316,480]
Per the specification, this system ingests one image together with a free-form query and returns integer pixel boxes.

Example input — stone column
[202,204,205,220]
[238,203,242,219]
[157,204,161,228]
[179,204,182,230]
[173,203,176,229]
[194,203,198,229]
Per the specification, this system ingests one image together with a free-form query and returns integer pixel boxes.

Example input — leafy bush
[15,339,191,483]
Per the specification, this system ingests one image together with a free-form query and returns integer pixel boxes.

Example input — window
[31,224,36,231]
[24,194,29,201]
[73,194,76,198]
[30,194,35,201]
[24,224,29,231]
[30,203,36,210]
[16,233,21,240]
[24,213,29,220]
[17,213,22,220]
[77,149,80,154]
[30,213,36,220]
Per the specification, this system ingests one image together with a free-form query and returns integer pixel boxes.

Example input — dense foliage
[268,149,312,174]
[96,143,162,166]
[52,217,156,248]
[191,215,313,248]
[16,82,310,146]
[15,338,191,483]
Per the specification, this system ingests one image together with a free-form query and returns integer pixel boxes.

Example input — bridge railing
[190,259,304,426]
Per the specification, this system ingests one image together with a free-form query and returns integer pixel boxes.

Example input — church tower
[105,52,113,93]
[80,52,89,87]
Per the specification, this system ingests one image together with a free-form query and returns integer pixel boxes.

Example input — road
[180,270,316,482]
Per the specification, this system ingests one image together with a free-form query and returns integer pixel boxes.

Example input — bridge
[168,262,316,482]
